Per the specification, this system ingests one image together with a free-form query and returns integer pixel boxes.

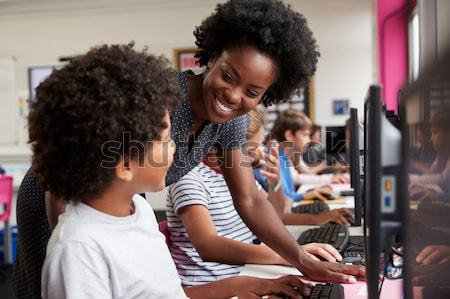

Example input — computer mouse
[345,215,355,226]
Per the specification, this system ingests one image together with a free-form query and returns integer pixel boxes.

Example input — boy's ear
[284,130,294,142]
[116,157,136,182]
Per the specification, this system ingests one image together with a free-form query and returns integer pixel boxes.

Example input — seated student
[32,44,309,299]
[269,109,347,202]
[410,105,450,194]
[167,124,343,287]
[248,106,354,225]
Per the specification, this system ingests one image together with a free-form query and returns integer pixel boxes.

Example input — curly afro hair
[28,43,182,202]
[194,0,320,106]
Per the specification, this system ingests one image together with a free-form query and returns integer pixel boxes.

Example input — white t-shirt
[166,162,257,287]
[41,194,187,299]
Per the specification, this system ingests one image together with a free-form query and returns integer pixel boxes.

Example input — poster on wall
[173,47,205,73]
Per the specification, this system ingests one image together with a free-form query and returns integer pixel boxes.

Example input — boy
[270,109,349,202]
[30,44,309,299]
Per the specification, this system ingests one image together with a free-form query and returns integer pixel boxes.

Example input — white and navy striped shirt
[166,162,259,287]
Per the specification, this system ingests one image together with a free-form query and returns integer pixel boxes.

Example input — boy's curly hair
[194,0,320,106]
[28,43,182,201]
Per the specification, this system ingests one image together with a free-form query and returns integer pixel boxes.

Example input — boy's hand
[331,173,350,184]
[304,187,333,201]
[302,243,342,262]
[315,208,354,226]
[233,275,312,298]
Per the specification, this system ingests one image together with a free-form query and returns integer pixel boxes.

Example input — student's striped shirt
[166,162,259,287]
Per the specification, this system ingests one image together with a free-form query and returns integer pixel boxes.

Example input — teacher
[166,0,364,283]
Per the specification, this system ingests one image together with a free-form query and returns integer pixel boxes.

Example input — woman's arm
[179,204,286,265]
[222,148,365,283]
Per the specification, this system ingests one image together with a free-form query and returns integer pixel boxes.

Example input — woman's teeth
[216,98,232,112]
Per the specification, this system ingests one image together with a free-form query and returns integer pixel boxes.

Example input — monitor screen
[325,126,347,164]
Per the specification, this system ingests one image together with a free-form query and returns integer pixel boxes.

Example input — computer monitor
[364,85,403,299]
[400,49,450,299]
[349,108,362,226]
[28,66,56,103]
[325,126,346,163]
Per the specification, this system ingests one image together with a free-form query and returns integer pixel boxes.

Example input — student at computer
[32,44,310,299]
[268,109,349,202]
[248,107,354,225]
[410,105,450,193]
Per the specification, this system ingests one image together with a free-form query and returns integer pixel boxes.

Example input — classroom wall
[0,0,375,153]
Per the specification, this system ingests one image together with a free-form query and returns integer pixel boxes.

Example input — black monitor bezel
[349,108,362,226]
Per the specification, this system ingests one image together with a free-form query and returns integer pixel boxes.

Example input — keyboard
[342,250,365,265]
[307,283,344,299]
[409,223,450,256]
[297,223,349,252]
[292,202,330,214]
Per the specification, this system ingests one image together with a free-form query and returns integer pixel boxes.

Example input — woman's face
[202,45,277,124]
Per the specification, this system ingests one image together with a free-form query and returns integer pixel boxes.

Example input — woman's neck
[187,73,208,122]
[81,182,135,217]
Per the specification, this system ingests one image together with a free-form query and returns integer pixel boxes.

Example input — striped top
[166,162,259,287]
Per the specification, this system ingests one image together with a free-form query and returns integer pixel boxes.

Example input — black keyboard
[409,223,450,256]
[297,223,349,252]
[292,202,330,214]
[307,283,344,299]
[342,250,365,265]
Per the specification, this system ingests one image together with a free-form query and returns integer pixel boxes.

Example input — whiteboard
[0,57,17,145]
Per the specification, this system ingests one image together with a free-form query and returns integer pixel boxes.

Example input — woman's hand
[302,243,342,262]
[232,275,312,298]
[304,187,333,201]
[301,259,365,284]
[314,208,354,226]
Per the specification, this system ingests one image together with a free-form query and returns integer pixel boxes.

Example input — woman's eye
[222,72,233,82]
[246,90,259,98]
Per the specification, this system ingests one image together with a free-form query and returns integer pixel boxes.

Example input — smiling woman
[166,0,365,286]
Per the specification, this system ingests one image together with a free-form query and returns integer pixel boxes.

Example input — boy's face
[136,112,175,191]
[430,127,450,152]
[289,129,311,153]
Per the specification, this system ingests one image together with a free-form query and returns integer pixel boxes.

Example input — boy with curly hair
[31,44,309,299]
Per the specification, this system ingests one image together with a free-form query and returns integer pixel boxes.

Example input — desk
[239,224,402,298]
[239,264,403,299]
[296,183,356,210]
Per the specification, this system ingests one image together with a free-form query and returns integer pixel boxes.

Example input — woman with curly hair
[166,0,364,284]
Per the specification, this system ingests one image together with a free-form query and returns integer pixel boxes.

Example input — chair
[158,220,172,247]
[0,175,13,283]
[0,176,13,262]
[0,175,13,222]
[12,168,51,299]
